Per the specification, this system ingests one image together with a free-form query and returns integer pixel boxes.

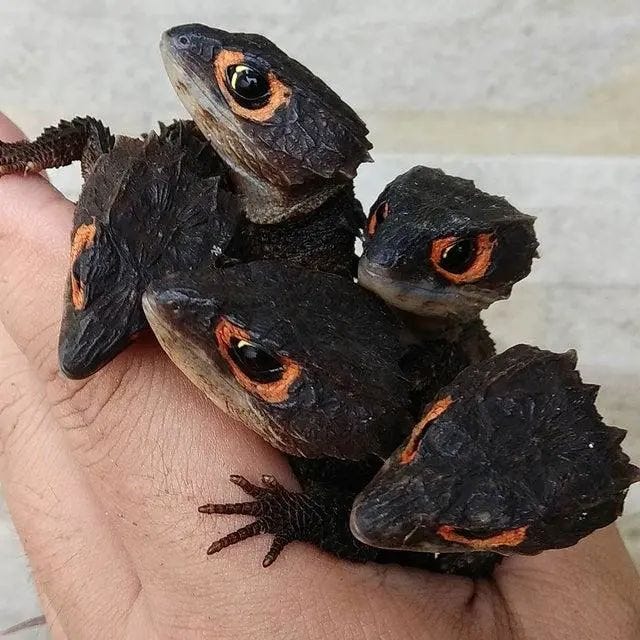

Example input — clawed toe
[206,521,266,555]
[262,535,288,567]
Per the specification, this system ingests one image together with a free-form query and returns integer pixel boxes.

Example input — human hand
[1,112,639,640]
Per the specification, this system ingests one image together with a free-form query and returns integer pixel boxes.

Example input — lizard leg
[199,474,376,567]
[0,116,113,177]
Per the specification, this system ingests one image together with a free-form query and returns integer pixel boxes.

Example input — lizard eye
[69,222,97,311]
[225,64,270,109]
[367,201,390,237]
[215,317,302,402]
[214,50,292,123]
[439,238,476,273]
[228,338,283,383]
[430,233,495,284]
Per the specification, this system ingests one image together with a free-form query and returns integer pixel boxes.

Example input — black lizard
[0,25,372,377]
[360,166,538,364]
[351,345,640,556]
[141,261,637,575]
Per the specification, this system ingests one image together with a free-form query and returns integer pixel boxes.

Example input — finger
[494,526,640,637]
[0,322,147,639]
[0,114,71,380]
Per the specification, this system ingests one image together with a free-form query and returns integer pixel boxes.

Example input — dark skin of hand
[1,112,639,640]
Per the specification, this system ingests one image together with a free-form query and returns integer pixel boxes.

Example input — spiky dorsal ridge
[438,344,640,521]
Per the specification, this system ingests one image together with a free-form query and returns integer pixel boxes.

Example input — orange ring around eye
[400,395,453,465]
[437,525,528,550]
[367,201,389,237]
[69,222,97,310]
[213,49,292,123]
[430,233,496,284]
[214,317,301,403]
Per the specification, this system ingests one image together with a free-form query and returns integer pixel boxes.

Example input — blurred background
[1,0,639,635]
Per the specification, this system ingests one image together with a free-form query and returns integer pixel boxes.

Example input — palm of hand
[0,113,638,640]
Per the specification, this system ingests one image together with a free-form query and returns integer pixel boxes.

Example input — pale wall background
[1,0,639,636]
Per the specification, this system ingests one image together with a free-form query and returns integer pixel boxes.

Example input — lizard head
[358,166,538,322]
[350,344,640,555]
[59,129,238,379]
[142,261,411,460]
[160,24,372,222]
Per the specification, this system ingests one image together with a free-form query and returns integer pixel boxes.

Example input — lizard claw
[262,535,288,567]
[260,474,283,489]
[205,521,265,555]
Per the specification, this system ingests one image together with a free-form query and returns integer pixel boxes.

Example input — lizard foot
[199,474,314,567]
[199,474,373,567]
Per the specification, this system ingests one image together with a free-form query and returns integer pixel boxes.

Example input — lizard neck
[397,310,496,364]
[231,170,347,224]
[236,186,365,277]
[397,310,477,341]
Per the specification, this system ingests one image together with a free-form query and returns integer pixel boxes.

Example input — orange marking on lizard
[437,525,529,550]
[431,233,496,284]
[213,49,292,123]
[215,317,301,403]
[400,395,454,464]
[367,201,389,237]
[69,222,96,310]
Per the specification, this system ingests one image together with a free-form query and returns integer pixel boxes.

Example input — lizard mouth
[160,33,288,191]
[357,257,499,319]
[142,289,257,423]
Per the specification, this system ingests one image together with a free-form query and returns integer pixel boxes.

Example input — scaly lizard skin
[0,26,372,377]
[351,345,640,556]
[359,166,539,374]
[142,261,501,576]
[57,122,237,378]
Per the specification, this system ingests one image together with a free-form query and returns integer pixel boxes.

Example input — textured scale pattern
[0,116,113,176]
[236,187,365,277]
[199,474,375,567]
[351,345,640,555]
[59,125,237,378]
